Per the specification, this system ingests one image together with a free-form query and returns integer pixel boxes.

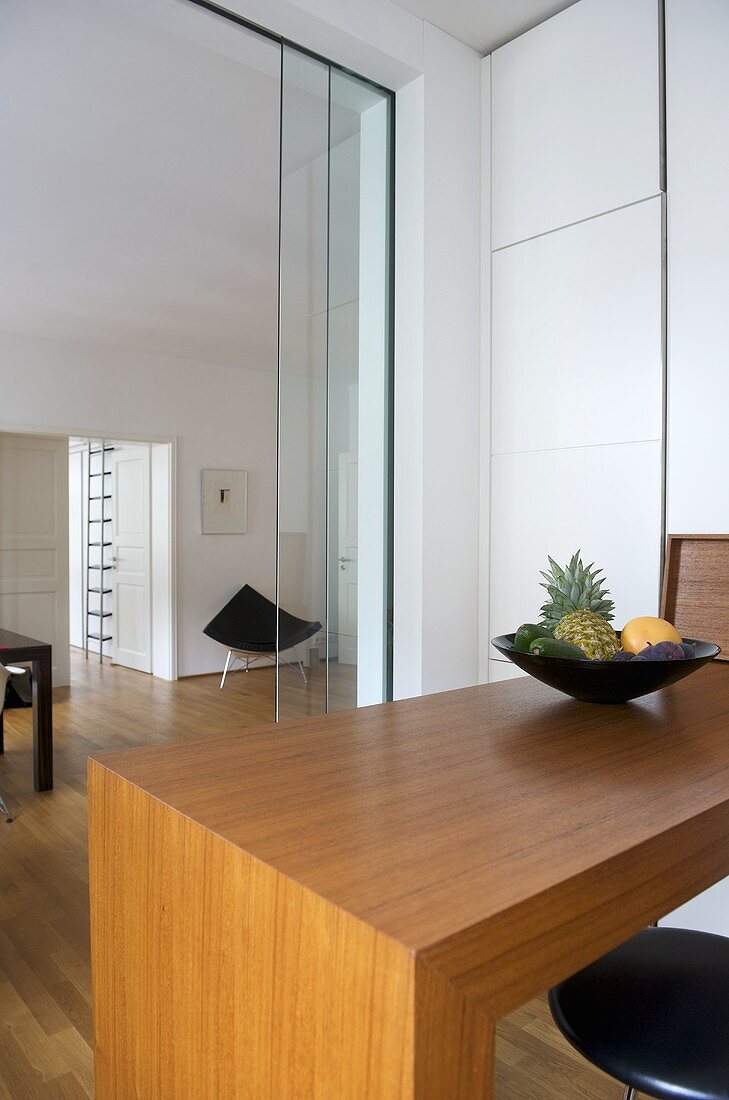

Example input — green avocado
[529,637,587,661]
[514,623,553,653]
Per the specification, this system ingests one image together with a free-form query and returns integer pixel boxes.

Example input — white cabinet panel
[489,658,526,683]
[492,198,663,456]
[492,0,661,249]
[662,878,729,937]
[663,0,729,936]
[490,442,662,658]
[666,0,729,534]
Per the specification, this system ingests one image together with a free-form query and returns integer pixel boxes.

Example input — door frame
[0,421,178,681]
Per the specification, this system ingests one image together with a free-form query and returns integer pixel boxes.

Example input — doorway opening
[69,436,176,680]
[0,427,176,693]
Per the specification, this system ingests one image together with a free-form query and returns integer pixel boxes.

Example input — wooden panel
[661,534,729,658]
[92,666,729,952]
[4,650,626,1100]
[492,198,663,456]
[89,763,417,1100]
[90,666,729,1096]
[491,0,660,248]
[490,443,662,659]
[414,958,493,1100]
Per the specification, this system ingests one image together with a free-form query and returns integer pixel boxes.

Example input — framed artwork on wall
[201,469,248,534]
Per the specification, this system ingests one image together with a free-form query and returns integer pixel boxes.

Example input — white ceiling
[393,0,579,53]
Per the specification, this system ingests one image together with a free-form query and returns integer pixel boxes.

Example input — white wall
[491,0,661,248]
[477,56,492,686]
[0,331,276,678]
[665,0,729,536]
[68,445,85,649]
[394,27,482,698]
[151,442,174,680]
[661,0,729,936]
[392,74,425,701]
[0,432,70,686]
[486,0,665,679]
[419,25,482,695]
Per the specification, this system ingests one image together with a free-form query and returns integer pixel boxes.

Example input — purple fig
[650,641,685,661]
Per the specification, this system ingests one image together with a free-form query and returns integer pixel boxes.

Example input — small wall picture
[202,469,247,534]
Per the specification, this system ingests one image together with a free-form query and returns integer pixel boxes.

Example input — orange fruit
[620,616,682,654]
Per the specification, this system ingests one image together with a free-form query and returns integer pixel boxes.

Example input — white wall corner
[478,54,492,685]
[218,0,424,89]
[420,24,482,695]
[393,74,425,701]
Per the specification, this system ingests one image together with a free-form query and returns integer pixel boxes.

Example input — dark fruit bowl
[491,633,721,704]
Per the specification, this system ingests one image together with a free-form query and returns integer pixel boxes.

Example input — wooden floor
[0,650,632,1098]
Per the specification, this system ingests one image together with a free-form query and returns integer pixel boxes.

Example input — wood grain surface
[0,649,633,1100]
[661,533,729,659]
[90,663,729,1098]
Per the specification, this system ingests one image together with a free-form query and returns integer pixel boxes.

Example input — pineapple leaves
[539,550,615,626]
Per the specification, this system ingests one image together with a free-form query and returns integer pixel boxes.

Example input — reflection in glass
[277,48,393,719]
[327,70,393,712]
[277,48,329,720]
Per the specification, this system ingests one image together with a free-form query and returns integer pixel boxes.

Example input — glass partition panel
[327,71,393,712]
[277,47,329,720]
[277,49,393,720]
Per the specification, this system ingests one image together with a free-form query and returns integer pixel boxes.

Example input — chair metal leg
[293,646,308,685]
[220,650,233,690]
[0,791,12,823]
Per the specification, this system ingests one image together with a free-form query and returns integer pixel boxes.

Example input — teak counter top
[89,664,729,1099]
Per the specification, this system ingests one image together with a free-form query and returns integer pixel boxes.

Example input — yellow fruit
[621,616,682,654]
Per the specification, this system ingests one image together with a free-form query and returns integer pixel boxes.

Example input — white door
[111,446,151,673]
[0,432,70,685]
[337,452,358,665]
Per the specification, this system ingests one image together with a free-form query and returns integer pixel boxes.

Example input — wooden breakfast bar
[89,664,729,1098]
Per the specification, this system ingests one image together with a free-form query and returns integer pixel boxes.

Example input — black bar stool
[549,926,729,1099]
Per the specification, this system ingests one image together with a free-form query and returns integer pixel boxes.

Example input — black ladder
[84,441,114,662]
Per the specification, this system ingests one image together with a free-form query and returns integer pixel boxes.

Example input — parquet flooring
[0,649,634,1097]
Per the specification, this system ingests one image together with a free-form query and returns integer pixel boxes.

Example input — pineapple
[540,551,619,660]
[554,609,619,660]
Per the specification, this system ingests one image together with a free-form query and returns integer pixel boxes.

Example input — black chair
[203,585,321,689]
[549,926,729,1100]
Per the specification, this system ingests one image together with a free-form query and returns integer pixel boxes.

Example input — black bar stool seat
[549,926,729,1100]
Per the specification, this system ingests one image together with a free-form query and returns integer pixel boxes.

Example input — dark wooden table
[0,627,53,791]
[89,663,729,1098]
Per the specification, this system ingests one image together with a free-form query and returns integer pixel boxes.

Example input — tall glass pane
[327,72,393,712]
[277,50,393,720]
[277,47,329,719]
